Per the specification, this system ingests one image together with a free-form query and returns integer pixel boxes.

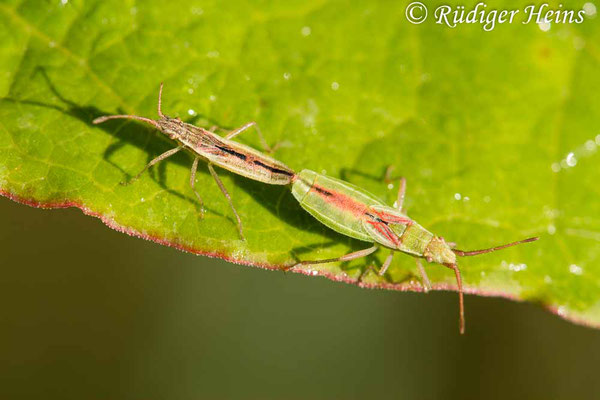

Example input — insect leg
[357,249,395,282]
[189,156,205,218]
[157,82,165,118]
[395,178,406,212]
[415,259,432,293]
[121,146,183,186]
[286,245,379,271]
[384,166,407,212]
[444,263,465,334]
[224,121,274,153]
[378,250,395,276]
[207,163,245,240]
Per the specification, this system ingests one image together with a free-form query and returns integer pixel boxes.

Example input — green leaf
[1,0,599,328]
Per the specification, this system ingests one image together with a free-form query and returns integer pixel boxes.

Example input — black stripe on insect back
[312,185,333,197]
[216,145,247,161]
[253,160,294,176]
[365,212,387,224]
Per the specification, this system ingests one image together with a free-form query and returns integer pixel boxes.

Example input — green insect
[93,84,295,240]
[289,169,539,333]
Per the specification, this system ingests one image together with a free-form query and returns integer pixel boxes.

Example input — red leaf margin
[2,188,597,331]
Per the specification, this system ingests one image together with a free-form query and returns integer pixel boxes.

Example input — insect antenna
[443,263,465,334]
[93,83,166,128]
[453,237,539,257]
[92,114,161,130]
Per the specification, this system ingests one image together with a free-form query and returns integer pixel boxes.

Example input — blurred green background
[2,197,599,399]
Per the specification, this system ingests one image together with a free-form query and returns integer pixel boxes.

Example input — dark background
[2,197,599,399]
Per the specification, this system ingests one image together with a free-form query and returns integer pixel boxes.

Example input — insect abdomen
[396,223,434,256]
[200,139,295,185]
[363,204,433,255]
[292,170,381,242]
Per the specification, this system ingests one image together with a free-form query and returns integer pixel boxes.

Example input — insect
[288,169,539,333]
[93,84,295,240]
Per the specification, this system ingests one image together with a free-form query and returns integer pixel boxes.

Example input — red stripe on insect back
[310,184,371,217]
[372,210,413,225]
[366,220,401,247]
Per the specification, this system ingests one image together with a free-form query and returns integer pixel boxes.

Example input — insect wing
[189,129,294,185]
[292,170,383,242]
[361,204,410,249]
[213,139,295,185]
